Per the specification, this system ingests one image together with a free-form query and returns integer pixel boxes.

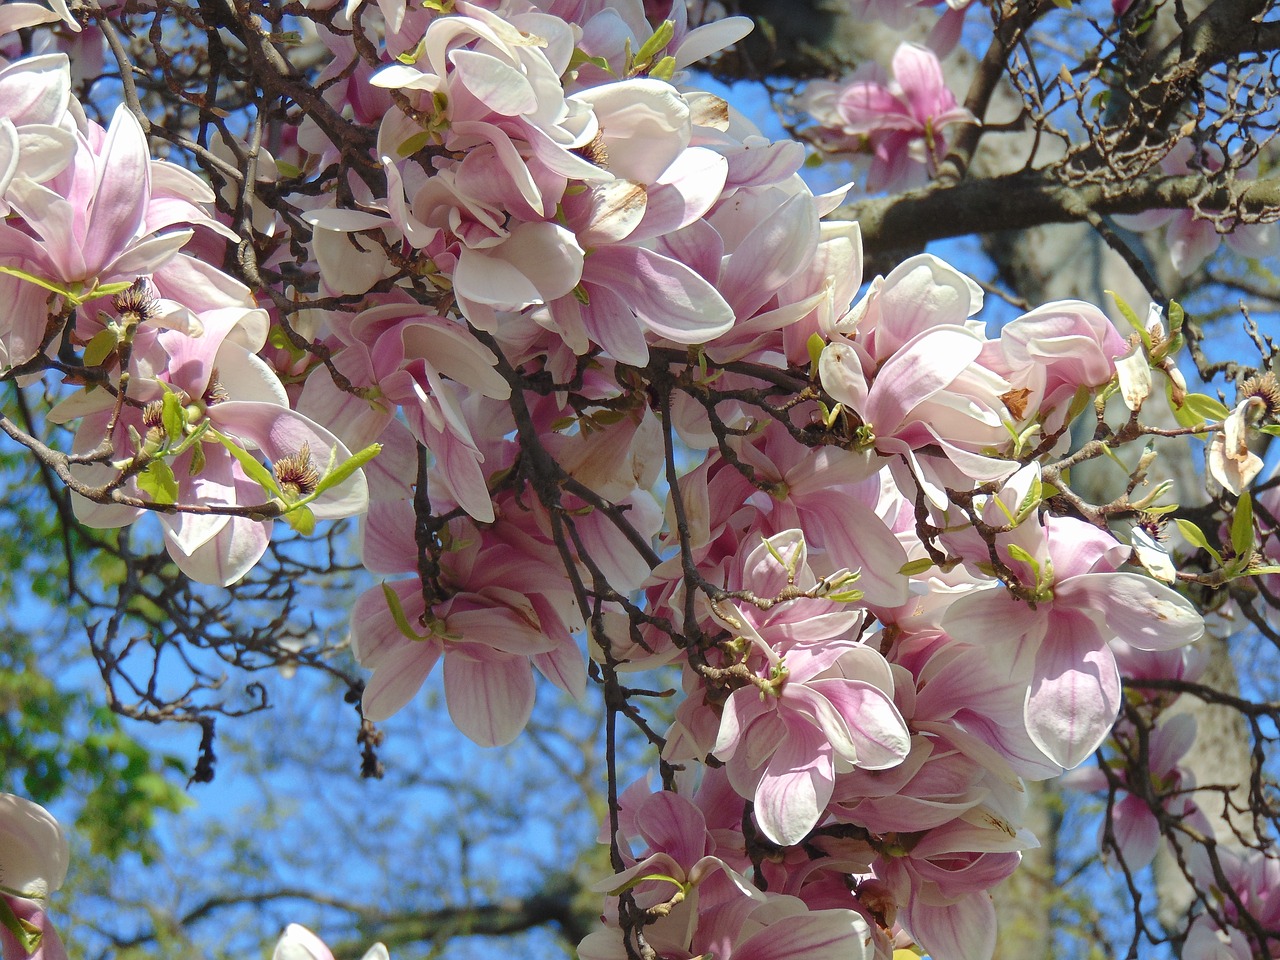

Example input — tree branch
[846,170,1280,255]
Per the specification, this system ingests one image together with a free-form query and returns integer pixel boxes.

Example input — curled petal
[1059,572,1204,651]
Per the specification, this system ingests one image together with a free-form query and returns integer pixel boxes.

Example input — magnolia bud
[1115,344,1152,412]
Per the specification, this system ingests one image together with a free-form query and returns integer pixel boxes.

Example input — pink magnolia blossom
[356,301,511,522]
[869,815,1030,960]
[588,785,759,959]
[0,105,191,294]
[352,503,584,745]
[819,256,1016,498]
[1182,849,1280,960]
[713,422,911,607]
[0,54,77,213]
[580,885,872,960]
[58,297,368,585]
[846,0,974,52]
[1066,713,1201,870]
[697,531,910,845]
[801,44,976,193]
[562,0,753,88]
[987,300,1129,431]
[943,469,1205,769]
[1114,140,1280,276]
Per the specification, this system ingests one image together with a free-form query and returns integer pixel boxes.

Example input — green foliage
[68,711,192,863]
[0,438,189,865]
[0,640,190,863]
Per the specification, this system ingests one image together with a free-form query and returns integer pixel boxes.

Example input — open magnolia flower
[1207,372,1280,495]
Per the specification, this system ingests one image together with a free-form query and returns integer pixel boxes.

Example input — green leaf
[0,896,39,954]
[826,587,866,603]
[1108,290,1148,349]
[1005,543,1038,571]
[632,20,675,70]
[898,557,934,576]
[607,871,686,898]
[213,431,281,499]
[1260,424,1280,438]
[1180,392,1231,423]
[188,440,206,477]
[83,328,119,368]
[283,504,316,536]
[396,130,434,158]
[383,582,427,641]
[992,492,1018,526]
[138,460,179,505]
[1062,384,1093,432]
[807,333,825,378]
[1167,300,1184,334]
[396,36,427,64]
[1174,518,1223,564]
[648,55,677,81]
[0,264,75,298]
[591,409,627,427]
[310,443,382,500]
[1231,491,1254,560]
[85,280,134,302]
[1168,386,1229,428]
[161,390,185,444]
[566,46,613,76]
[1015,472,1043,523]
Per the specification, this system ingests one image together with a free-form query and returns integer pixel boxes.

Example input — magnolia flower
[991,300,1129,426]
[59,297,369,585]
[0,794,68,900]
[943,467,1205,769]
[1207,373,1279,495]
[352,504,584,745]
[0,793,70,960]
[273,924,388,960]
[1114,140,1280,276]
[1066,713,1201,870]
[1131,517,1177,583]
[0,54,77,213]
[801,43,976,193]
[1181,849,1280,960]
[705,531,910,845]
[0,105,192,293]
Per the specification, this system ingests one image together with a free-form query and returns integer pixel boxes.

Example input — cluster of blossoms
[7,1,1278,958]
[0,40,372,583]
